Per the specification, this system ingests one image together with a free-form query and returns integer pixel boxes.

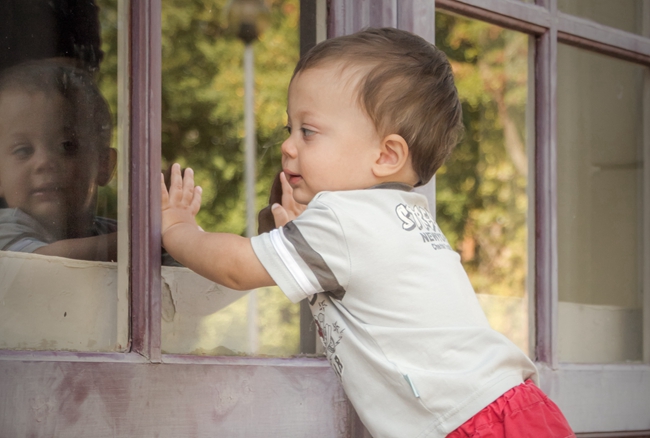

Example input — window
[159,0,306,357]
[435,13,534,356]
[0,0,127,353]
[1,0,649,436]
[434,0,650,434]
[1,2,349,436]
[557,45,646,364]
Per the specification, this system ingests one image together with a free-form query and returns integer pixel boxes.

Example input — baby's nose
[281,137,297,158]
[33,146,61,172]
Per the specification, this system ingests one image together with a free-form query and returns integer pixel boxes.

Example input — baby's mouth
[31,184,63,200]
[283,170,302,185]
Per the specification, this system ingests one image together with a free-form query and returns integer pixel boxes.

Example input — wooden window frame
[1,0,649,436]
[0,1,355,436]
[434,0,650,435]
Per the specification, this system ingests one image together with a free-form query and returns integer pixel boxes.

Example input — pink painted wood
[534,27,558,366]
[328,0,397,37]
[328,0,437,41]
[0,358,351,437]
[130,0,163,362]
[558,30,650,66]
[435,0,549,34]
[397,0,437,43]
[436,0,650,65]
[557,11,650,64]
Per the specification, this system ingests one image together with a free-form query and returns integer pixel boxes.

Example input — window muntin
[0,0,127,352]
[557,44,647,364]
[160,0,301,356]
[435,12,533,356]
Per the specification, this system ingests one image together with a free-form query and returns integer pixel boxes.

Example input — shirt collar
[367,182,414,192]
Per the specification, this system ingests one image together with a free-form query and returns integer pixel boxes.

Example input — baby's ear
[96,148,118,186]
[372,134,414,181]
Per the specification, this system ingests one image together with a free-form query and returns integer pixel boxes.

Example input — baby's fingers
[271,203,290,227]
[279,172,307,220]
[181,167,196,205]
[279,172,294,206]
[190,186,203,216]
[169,163,183,203]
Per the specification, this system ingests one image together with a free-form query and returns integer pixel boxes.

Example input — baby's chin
[292,190,315,206]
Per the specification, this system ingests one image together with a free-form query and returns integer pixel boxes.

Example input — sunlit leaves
[436,13,529,298]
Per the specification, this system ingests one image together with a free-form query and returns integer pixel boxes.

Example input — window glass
[558,0,649,36]
[435,12,533,356]
[0,0,127,352]
[557,44,647,363]
[160,0,300,356]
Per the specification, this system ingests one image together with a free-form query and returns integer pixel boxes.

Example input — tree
[160,0,299,234]
[96,0,301,356]
[435,13,529,299]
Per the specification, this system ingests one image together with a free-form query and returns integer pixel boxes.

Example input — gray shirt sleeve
[250,196,350,303]
[0,208,54,253]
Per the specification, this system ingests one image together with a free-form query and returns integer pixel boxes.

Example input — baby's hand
[161,163,202,238]
[271,171,307,227]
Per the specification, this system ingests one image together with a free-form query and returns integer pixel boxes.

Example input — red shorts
[447,380,575,438]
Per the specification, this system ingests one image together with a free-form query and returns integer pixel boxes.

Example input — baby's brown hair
[0,59,112,154]
[293,27,463,186]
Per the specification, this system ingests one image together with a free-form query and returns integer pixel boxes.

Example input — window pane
[0,0,127,351]
[557,44,647,363]
[160,0,300,356]
[558,0,649,36]
[435,12,533,356]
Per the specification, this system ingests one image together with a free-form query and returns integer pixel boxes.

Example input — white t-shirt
[251,184,537,438]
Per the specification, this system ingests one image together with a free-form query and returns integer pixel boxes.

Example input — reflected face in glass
[281,64,382,205]
[0,89,105,238]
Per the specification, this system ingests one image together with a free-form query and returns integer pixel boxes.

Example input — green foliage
[436,13,529,298]
[95,0,119,220]
[160,0,299,235]
[158,0,300,355]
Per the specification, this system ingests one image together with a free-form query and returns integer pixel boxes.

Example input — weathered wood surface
[130,0,163,363]
[0,358,351,438]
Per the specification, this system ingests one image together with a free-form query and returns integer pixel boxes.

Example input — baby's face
[281,63,383,204]
[0,89,103,237]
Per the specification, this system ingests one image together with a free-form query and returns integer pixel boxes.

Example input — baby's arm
[33,233,117,261]
[161,163,275,290]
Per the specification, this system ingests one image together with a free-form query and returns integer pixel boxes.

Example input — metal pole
[244,42,259,354]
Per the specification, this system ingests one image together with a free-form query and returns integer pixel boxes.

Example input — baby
[161,28,574,438]
[0,60,117,261]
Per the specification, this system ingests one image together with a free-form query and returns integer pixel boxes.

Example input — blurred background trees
[436,12,529,300]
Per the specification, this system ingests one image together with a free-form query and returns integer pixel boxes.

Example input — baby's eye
[301,127,315,137]
[284,125,292,135]
[11,144,34,159]
[61,140,80,156]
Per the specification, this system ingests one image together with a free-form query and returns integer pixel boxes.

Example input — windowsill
[0,251,248,354]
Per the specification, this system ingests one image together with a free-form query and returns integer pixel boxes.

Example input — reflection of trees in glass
[160,0,298,235]
[96,0,300,355]
[98,0,298,232]
[96,0,118,220]
[436,13,528,298]
[156,0,300,356]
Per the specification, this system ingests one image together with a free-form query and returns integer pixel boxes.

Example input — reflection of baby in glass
[0,60,117,261]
